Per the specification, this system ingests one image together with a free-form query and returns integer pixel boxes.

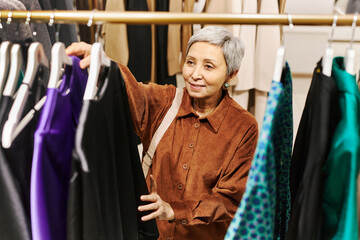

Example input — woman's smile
[189,82,205,90]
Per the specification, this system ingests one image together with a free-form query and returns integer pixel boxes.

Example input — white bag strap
[142,88,184,178]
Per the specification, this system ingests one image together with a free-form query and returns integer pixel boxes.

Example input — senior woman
[66,25,258,240]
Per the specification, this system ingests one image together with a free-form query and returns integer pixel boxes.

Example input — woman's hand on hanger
[65,42,92,69]
[138,175,175,222]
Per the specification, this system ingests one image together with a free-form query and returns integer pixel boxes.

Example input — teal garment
[321,57,360,240]
[225,63,293,240]
[17,70,24,90]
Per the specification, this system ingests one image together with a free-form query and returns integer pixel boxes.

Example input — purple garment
[30,56,88,240]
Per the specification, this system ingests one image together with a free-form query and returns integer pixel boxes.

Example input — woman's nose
[191,67,203,80]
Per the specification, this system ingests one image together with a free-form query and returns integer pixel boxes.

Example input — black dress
[126,0,152,83]
[0,66,48,240]
[287,60,341,239]
[67,62,158,240]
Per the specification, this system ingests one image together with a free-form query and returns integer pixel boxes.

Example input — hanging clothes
[18,0,53,60]
[126,0,152,83]
[225,62,293,240]
[180,0,195,68]
[167,0,197,76]
[37,0,78,47]
[230,0,280,129]
[102,0,129,65]
[346,0,360,13]
[30,56,87,240]
[155,0,176,86]
[0,0,33,42]
[167,0,182,76]
[75,0,92,43]
[287,60,340,240]
[67,62,159,240]
[0,65,48,240]
[321,56,360,240]
[0,96,31,240]
[36,0,56,45]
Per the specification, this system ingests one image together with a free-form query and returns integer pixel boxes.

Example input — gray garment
[38,0,78,47]
[346,0,360,13]
[19,0,52,60]
[0,0,33,42]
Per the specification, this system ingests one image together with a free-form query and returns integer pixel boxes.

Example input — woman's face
[182,41,228,103]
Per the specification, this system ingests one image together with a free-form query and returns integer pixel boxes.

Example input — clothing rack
[0,10,359,26]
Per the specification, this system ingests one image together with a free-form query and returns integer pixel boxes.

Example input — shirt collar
[177,89,232,133]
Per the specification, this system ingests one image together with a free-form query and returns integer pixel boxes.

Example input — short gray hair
[186,26,245,76]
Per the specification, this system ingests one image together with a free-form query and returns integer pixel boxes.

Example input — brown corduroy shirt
[119,64,258,240]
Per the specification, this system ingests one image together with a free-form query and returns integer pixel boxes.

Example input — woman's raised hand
[65,42,92,69]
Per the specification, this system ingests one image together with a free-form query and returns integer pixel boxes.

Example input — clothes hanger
[273,14,293,82]
[82,12,110,101]
[322,15,337,77]
[3,44,22,97]
[3,11,31,98]
[83,43,111,100]
[0,41,11,97]
[48,42,73,89]
[344,13,357,75]
[2,42,49,148]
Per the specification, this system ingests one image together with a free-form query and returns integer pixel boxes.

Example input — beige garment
[234,0,257,91]
[230,0,275,127]
[254,0,280,92]
[205,0,239,87]
[192,0,207,33]
[253,90,267,129]
[181,0,196,68]
[205,0,233,31]
[167,0,182,75]
[335,0,350,14]
[230,89,267,128]
[233,0,280,92]
[230,90,249,109]
[231,0,242,36]
[102,0,128,65]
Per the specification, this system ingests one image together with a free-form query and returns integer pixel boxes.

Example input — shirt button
[194,123,199,128]
[177,183,183,190]
[181,219,188,225]
[182,164,188,170]
[189,143,194,148]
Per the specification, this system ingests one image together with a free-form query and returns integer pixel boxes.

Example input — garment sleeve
[170,122,258,226]
[117,63,176,148]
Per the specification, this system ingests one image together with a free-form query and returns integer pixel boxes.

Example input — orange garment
[118,63,258,240]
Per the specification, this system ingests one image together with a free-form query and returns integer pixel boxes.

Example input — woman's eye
[205,65,213,70]
[187,60,194,65]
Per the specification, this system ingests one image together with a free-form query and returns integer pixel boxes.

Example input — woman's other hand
[138,175,175,221]
[65,42,92,69]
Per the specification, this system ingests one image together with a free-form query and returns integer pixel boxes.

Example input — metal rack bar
[0,10,359,26]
